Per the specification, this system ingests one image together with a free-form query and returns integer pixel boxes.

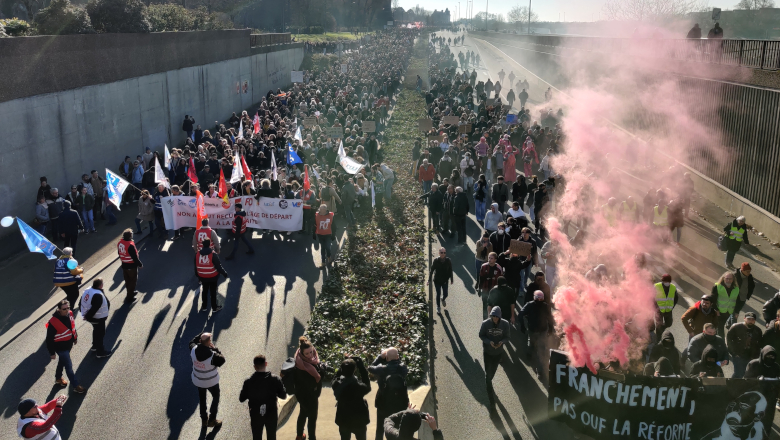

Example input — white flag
[338,140,346,158]
[371,181,376,208]
[164,144,171,170]
[105,168,130,211]
[295,126,302,142]
[271,150,278,181]
[238,121,244,140]
[230,153,244,184]
[154,158,169,188]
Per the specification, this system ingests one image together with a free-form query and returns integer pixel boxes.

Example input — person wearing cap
[726,312,763,378]
[46,299,87,393]
[196,238,228,312]
[654,274,678,339]
[727,262,755,329]
[53,247,83,311]
[681,294,720,338]
[479,306,510,409]
[383,408,443,440]
[57,200,82,255]
[17,395,67,439]
[80,278,112,358]
[135,190,155,235]
[226,203,254,260]
[723,215,749,269]
[519,290,555,385]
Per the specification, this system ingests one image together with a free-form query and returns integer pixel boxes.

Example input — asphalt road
[429,29,780,440]
[0,226,334,440]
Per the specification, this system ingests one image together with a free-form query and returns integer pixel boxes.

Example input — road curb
[0,231,154,352]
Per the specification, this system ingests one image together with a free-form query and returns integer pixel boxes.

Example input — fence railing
[506,35,780,71]
[250,33,292,47]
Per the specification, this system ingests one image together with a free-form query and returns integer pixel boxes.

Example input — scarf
[295,348,321,382]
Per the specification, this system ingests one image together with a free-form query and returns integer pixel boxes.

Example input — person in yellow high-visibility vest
[723,216,749,269]
[655,274,678,339]
[653,200,670,241]
[712,271,738,336]
[619,196,639,223]
[601,197,619,227]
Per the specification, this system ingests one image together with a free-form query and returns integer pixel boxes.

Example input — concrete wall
[0,45,304,240]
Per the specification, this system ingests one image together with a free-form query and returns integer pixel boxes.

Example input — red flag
[195,190,207,230]
[218,169,229,204]
[303,166,311,192]
[188,157,198,184]
[253,113,260,134]
[240,155,254,189]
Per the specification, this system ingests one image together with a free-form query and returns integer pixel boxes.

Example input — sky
[396,0,737,23]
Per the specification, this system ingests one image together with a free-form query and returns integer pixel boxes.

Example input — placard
[509,239,532,257]
[341,64,348,73]
[458,124,472,133]
[291,71,304,83]
[362,121,376,133]
[442,115,460,125]
[325,126,343,138]
[418,118,433,132]
[304,116,318,127]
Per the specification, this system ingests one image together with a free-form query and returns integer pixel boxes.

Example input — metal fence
[511,35,780,71]
[250,33,292,47]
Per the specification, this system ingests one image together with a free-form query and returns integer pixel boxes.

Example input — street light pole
[528,0,531,33]
[485,0,488,31]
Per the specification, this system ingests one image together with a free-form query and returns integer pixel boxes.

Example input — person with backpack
[333,356,372,440]
[239,354,287,440]
[369,347,409,440]
[294,336,322,440]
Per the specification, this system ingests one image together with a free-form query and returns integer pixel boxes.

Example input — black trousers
[201,279,219,309]
[60,284,81,310]
[62,234,78,256]
[89,318,106,351]
[454,214,467,243]
[340,425,367,440]
[197,383,220,421]
[297,400,318,439]
[250,410,278,440]
[375,409,391,440]
[484,352,502,392]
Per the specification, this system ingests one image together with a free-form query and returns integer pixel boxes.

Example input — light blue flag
[287,145,303,166]
[17,218,57,260]
[105,168,130,211]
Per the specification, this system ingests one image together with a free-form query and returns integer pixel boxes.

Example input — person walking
[135,190,155,235]
[654,274,678,339]
[368,347,409,440]
[315,204,336,268]
[226,203,255,260]
[239,354,287,440]
[452,187,469,244]
[681,294,720,337]
[117,229,143,303]
[78,186,96,234]
[57,201,82,256]
[728,262,755,329]
[196,239,228,313]
[652,200,669,241]
[333,357,371,440]
[430,247,453,314]
[480,306,510,412]
[79,278,112,358]
[519,290,555,385]
[295,336,322,440]
[46,300,86,394]
[713,271,739,336]
[419,183,444,231]
[487,277,516,324]
[190,332,224,429]
[491,176,509,214]
[53,248,83,311]
[17,395,68,440]
[192,218,221,253]
[726,312,763,378]
[724,216,749,269]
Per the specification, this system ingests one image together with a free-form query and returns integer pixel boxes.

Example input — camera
[419,412,430,420]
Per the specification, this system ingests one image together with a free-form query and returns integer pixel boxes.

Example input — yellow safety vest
[716,283,740,314]
[653,206,668,226]
[602,204,617,227]
[622,201,637,221]
[729,224,746,242]
[654,283,676,313]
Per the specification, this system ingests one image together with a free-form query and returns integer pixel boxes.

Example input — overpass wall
[472,31,780,241]
[0,32,303,240]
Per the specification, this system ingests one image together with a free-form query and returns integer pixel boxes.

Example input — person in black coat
[745,346,780,379]
[333,357,371,440]
[239,354,287,440]
[368,348,409,440]
[489,224,512,255]
[57,201,83,256]
[648,329,683,376]
[419,183,444,231]
[452,187,470,244]
[511,175,527,206]
[763,292,780,328]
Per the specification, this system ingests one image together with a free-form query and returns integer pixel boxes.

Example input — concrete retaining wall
[0,45,304,241]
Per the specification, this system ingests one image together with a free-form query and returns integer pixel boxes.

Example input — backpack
[382,372,408,410]
[281,357,296,395]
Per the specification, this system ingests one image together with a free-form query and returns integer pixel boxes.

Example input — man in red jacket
[196,239,228,312]
[46,300,86,393]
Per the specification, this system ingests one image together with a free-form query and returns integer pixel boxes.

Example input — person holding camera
[239,354,287,440]
[17,395,67,439]
[369,347,409,440]
[384,407,444,440]
[189,332,225,429]
[333,356,372,440]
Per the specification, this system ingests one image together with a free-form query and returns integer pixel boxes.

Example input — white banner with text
[161,196,303,231]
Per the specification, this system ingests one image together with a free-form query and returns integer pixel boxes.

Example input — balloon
[67,259,78,270]
[0,216,13,227]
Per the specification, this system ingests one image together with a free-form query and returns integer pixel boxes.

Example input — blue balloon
[67,259,78,270]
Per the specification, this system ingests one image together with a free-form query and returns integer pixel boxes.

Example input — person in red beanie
[727,262,755,330]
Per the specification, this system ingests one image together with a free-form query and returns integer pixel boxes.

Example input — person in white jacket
[539,148,552,181]
[460,153,475,191]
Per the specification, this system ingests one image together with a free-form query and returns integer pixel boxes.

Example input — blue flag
[17,218,56,260]
[506,114,518,125]
[105,168,130,211]
[287,145,303,166]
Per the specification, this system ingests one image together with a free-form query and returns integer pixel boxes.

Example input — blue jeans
[422,180,433,194]
[520,263,534,296]
[56,350,79,387]
[434,282,449,308]
[384,176,394,200]
[318,234,333,261]
[732,356,749,378]
[475,200,486,222]
[475,259,483,284]
[462,176,474,191]
[228,233,254,258]
[135,218,155,235]
[81,209,94,231]
[36,222,47,236]
[106,205,117,224]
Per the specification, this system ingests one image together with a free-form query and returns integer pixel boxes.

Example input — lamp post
[528,0,531,34]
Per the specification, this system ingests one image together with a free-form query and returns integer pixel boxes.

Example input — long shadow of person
[440,311,489,406]
[0,341,50,418]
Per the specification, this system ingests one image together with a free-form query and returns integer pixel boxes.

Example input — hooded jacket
[484,203,502,231]
[480,307,510,356]
[760,321,780,353]
[643,356,676,377]
[687,333,729,365]
[726,321,764,359]
[489,229,511,254]
[332,359,371,428]
[745,346,780,379]
[762,292,780,325]
[681,301,720,335]
[649,329,683,375]
[690,345,724,377]
[733,268,755,301]
[384,409,444,440]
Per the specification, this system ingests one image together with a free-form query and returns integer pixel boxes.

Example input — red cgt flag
[253,113,261,134]
[241,155,254,189]
[218,169,229,204]
[195,190,207,230]
[303,166,310,192]
[188,157,198,184]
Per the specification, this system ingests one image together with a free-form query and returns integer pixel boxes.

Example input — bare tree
[391,0,399,8]
[507,5,538,29]
[734,0,775,9]
[603,0,707,21]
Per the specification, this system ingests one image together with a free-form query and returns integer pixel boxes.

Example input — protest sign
[161,196,302,231]
[304,116,318,127]
[325,126,343,138]
[458,124,472,134]
[509,239,532,257]
[418,119,433,132]
[362,121,376,133]
[291,71,304,83]
[442,116,460,125]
